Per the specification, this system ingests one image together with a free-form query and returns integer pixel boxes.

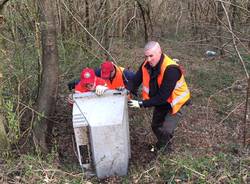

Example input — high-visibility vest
[142,54,190,114]
[106,66,125,89]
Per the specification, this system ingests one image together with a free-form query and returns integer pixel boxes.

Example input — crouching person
[127,41,191,154]
[75,68,108,95]
[67,68,108,104]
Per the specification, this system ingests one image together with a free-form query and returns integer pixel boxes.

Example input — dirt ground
[51,49,249,180]
[53,94,246,172]
[53,100,158,168]
[11,51,248,183]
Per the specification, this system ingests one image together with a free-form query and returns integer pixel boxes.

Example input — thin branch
[219,0,249,78]
[214,9,250,56]
[61,0,118,64]
[123,1,137,33]
[18,101,59,124]
[216,0,250,12]
[61,0,129,82]
[169,159,206,179]
[175,2,183,36]
[243,78,250,147]
[219,0,250,147]
[218,101,245,124]
[0,0,9,11]
[206,79,246,123]
[135,166,156,183]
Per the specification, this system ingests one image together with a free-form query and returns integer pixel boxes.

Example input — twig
[219,0,250,147]
[33,168,84,177]
[61,0,117,64]
[71,134,79,160]
[218,101,245,124]
[243,78,250,147]
[61,0,129,82]
[0,33,15,43]
[135,166,155,183]
[0,0,9,11]
[214,11,250,56]
[175,2,183,36]
[216,0,250,12]
[206,79,246,123]
[123,1,137,33]
[169,159,206,179]
[219,1,249,78]
[17,101,59,124]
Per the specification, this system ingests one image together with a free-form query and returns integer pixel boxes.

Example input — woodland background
[0,0,250,183]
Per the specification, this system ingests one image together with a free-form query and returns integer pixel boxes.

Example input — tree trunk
[243,77,250,147]
[85,0,91,47]
[0,1,9,153]
[118,0,123,38]
[0,72,9,152]
[217,1,224,55]
[33,0,59,153]
[104,0,110,57]
[247,0,250,48]
[188,1,198,36]
[136,0,149,43]
[230,0,237,29]
[0,0,9,11]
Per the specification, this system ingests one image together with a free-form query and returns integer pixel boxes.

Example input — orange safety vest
[106,66,125,89]
[142,54,190,114]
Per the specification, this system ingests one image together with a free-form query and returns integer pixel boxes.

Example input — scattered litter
[205,50,216,57]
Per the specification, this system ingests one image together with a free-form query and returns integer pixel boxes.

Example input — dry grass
[1,39,250,183]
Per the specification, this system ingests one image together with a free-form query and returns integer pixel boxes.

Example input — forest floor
[1,39,250,183]
[52,40,250,183]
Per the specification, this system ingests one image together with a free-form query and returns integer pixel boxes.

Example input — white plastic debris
[205,50,216,57]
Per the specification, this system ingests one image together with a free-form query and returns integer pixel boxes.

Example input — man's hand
[128,100,142,108]
[95,85,108,95]
[67,94,74,105]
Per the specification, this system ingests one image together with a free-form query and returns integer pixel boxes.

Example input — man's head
[101,61,115,80]
[80,68,96,90]
[144,41,162,67]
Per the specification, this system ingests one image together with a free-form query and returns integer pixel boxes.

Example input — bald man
[128,41,190,154]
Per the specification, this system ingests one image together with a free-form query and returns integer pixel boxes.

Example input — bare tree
[188,0,198,36]
[216,1,225,55]
[229,0,237,29]
[104,0,110,55]
[0,72,9,152]
[33,0,59,153]
[247,0,250,48]
[0,0,9,153]
[136,0,150,43]
[0,0,9,11]
[85,0,91,47]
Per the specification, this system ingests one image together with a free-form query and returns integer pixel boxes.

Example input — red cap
[80,68,96,85]
[101,61,115,78]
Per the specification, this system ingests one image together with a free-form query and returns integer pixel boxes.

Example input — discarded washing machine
[72,90,130,179]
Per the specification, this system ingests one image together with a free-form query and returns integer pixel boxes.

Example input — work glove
[95,85,108,96]
[128,100,143,108]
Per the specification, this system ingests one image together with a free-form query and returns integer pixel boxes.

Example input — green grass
[1,11,249,183]
[156,153,249,184]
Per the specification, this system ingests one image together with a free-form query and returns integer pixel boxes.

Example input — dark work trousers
[151,106,184,148]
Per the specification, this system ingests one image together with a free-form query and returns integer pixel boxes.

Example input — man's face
[84,83,95,91]
[144,48,161,67]
[102,70,115,80]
